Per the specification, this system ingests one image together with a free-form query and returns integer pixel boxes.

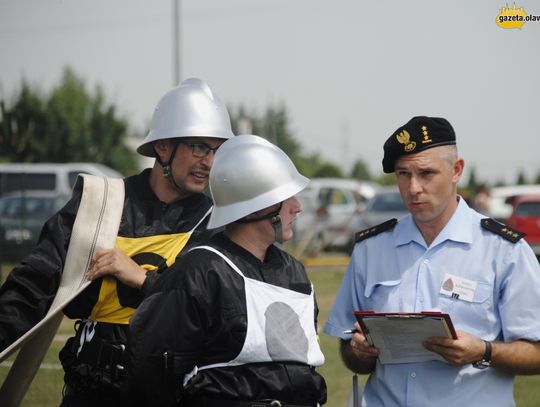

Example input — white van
[0,163,123,197]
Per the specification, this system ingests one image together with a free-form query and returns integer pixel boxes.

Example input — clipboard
[353,311,457,364]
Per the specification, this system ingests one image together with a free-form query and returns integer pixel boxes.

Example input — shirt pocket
[364,279,402,310]
[437,282,493,328]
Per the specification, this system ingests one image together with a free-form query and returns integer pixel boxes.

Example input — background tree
[229,104,347,178]
[374,173,397,186]
[312,162,344,178]
[467,166,479,193]
[1,83,47,161]
[350,159,372,181]
[0,67,138,175]
[516,170,527,185]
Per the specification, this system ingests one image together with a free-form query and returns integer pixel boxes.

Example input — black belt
[183,397,319,407]
[62,384,120,400]
[78,340,125,371]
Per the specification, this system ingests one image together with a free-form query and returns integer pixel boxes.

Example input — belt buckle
[254,400,281,407]
[96,342,125,372]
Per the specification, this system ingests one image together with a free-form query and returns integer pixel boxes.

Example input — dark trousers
[182,395,318,407]
[59,385,121,407]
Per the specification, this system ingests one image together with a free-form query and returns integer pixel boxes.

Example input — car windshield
[0,196,56,219]
[368,192,406,212]
[515,202,540,217]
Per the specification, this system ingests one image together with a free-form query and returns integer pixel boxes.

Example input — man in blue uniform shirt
[325,116,540,406]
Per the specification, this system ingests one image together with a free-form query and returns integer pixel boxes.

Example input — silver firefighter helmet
[137,77,234,157]
[207,134,309,229]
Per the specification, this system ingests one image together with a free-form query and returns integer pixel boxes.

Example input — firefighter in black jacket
[127,135,327,407]
[0,78,234,407]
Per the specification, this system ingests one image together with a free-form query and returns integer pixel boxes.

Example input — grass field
[2,266,540,406]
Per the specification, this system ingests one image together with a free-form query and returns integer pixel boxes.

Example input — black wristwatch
[472,340,492,369]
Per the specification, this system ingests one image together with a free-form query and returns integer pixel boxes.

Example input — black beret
[382,116,456,173]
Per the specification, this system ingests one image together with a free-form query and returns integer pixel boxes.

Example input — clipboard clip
[386,314,426,320]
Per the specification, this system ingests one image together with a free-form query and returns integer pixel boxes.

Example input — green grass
[312,267,358,406]
[1,266,540,406]
[0,319,69,407]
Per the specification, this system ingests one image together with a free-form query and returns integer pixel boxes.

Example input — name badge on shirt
[439,273,477,302]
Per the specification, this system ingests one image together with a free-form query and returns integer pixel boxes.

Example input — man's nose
[409,176,422,194]
[200,150,216,166]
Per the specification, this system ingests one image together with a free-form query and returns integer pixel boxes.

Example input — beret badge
[396,129,416,152]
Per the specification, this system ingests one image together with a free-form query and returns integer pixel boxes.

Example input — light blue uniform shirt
[325,198,540,407]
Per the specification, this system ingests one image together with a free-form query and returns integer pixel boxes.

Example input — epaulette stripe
[480,218,525,243]
[355,218,398,243]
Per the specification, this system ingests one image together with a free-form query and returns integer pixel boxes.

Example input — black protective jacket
[0,169,214,396]
[127,232,327,407]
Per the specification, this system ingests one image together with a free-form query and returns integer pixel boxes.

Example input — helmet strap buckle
[269,204,284,244]
[162,163,172,178]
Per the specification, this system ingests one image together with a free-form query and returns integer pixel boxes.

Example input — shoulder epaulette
[481,218,525,243]
[355,218,398,243]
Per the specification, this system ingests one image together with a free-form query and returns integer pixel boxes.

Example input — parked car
[288,190,326,256]
[349,186,409,251]
[487,184,540,222]
[296,178,380,251]
[0,190,70,263]
[504,194,540,258]
[0,162,122,197]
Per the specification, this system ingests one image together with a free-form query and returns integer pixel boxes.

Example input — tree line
[1,67,539,191]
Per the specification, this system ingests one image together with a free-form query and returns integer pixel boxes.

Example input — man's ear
[453,157,465,184]
[153,140,170,162]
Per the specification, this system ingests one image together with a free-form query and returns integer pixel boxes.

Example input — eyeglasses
[179,141,220,158]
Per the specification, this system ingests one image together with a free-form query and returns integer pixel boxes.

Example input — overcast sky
[1,0,539,185]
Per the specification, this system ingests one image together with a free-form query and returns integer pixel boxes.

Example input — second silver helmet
[207,134,309,229]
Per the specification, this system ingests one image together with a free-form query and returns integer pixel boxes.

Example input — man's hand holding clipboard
[350,311,458,365]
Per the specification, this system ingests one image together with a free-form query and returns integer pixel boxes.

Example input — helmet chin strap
[269,211,284,244]
[154,141,189,196]
[236,202,284,243]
